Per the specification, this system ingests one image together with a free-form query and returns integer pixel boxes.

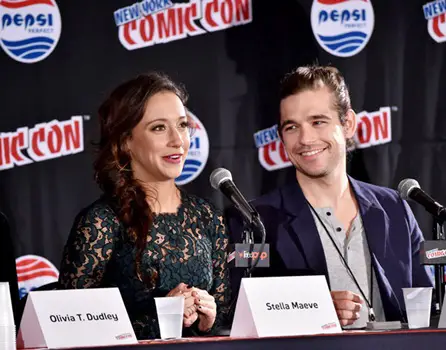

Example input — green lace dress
[58,191,231,339]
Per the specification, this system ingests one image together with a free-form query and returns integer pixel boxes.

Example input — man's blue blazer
[226,177,433,322]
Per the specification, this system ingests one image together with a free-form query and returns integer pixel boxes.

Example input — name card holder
[18,288,138,349]
[438,296,446,328]
[231,275,342,338]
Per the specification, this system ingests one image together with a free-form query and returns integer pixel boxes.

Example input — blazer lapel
[350,178,404,321]
[280,182,329,281]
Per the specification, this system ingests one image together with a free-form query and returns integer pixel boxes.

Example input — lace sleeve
[58,202,121,289]
[210,210,232,330]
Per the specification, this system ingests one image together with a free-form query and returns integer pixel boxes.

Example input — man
[227,65,432,328]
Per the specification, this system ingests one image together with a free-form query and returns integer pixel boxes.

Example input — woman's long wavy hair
[94,72,188,286]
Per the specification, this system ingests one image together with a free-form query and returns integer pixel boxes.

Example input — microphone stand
[433,218,445,314]
[242,224,254,278]
[242,213,267,278]
[227,212,267,322]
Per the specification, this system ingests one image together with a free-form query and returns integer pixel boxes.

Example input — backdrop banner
[0,0,444,296]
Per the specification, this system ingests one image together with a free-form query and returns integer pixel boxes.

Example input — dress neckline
[154,188,188,218]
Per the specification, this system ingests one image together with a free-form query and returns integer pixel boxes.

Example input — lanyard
[307,202,376,322]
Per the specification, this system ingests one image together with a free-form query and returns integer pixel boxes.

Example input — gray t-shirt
[310,206,386,328]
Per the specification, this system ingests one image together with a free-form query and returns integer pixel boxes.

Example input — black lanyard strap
[307,201,376,322]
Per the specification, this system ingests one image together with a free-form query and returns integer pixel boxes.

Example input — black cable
[307,202,376,322]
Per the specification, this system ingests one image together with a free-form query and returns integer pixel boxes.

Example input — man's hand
[331,291,363,326]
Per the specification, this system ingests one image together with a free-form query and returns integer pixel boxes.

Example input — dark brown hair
[94,72,188,286]
[278,65,355,149]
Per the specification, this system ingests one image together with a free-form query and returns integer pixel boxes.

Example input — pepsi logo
[175,110,209,185]
[16,254,59,299]
[0,0,62,64]
[311,0,374,57]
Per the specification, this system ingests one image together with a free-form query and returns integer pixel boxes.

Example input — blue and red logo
[311,0,374,57]
[254,125,292,172]
[0,0,62,64]
[175,110,209,185]
[423,1,446,43]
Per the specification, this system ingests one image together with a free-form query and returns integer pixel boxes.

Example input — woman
[58,72,231,339]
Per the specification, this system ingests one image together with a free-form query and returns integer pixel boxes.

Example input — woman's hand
[188,287,217,332]
[166,283,200,328]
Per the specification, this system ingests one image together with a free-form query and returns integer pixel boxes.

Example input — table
[21,328,446,350]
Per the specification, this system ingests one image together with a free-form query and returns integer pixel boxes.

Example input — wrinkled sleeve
[402,200,433,288]
[210,211,231,331]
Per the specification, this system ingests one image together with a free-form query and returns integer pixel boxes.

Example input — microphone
[399,179,446,313]
[210,168,259,224]
[210,168,269,271]
[397,178,446,221]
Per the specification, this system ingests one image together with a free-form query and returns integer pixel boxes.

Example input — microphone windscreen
[210,168,232,190]
[397,178,420,200]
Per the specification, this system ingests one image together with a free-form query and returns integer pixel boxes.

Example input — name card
[231,276,342,338]
[18,288,138,349]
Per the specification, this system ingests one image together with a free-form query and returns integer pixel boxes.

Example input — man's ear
[343,109,357,140]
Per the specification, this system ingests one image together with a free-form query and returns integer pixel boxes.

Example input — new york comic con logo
[175,110,209,185]
[0,116,84,171]
[0,0,61,64]
[113,0,252,50]
[423,1,446,43]
[311,0,374,57]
